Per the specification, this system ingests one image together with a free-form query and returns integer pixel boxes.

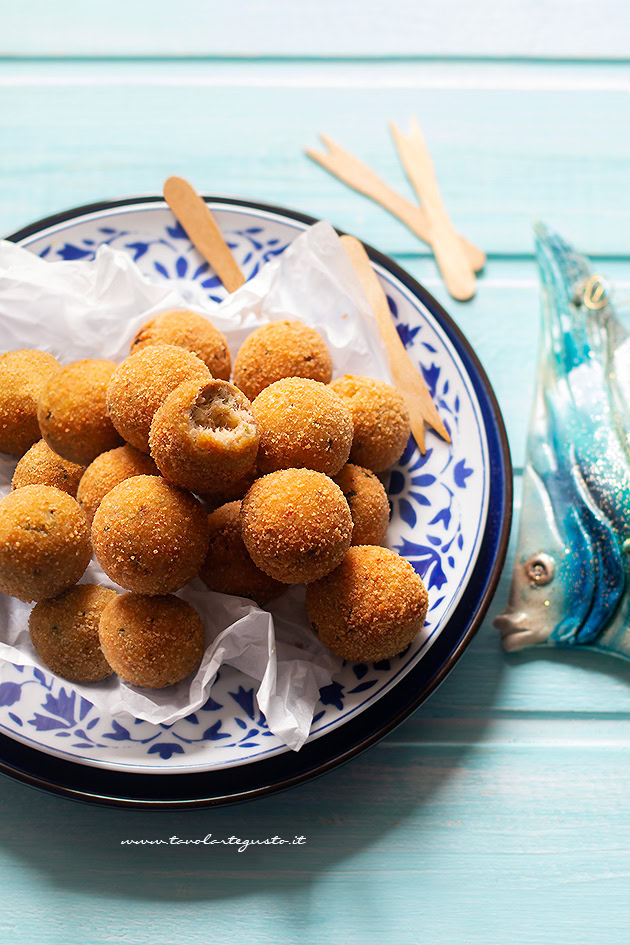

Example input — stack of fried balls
[0,312,428,691]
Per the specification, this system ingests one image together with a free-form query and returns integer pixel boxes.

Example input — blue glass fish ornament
[495,224,630,659]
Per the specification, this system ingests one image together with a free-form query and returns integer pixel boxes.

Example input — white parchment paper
[0,221,392,750]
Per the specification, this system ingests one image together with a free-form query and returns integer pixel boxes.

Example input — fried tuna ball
[91,475,209,595]
[199,463,259,511]
[306,546,429,662]
[29,584,117,682]
[38,359,123,465]
[253,377,353,476]
[131,309,231,380]
[199,501,284,606]
[241,469,352,584]
[333,463,390,546]
[12,439,85,498]
[106,344,210,452]
[99,593,205,689]
[0,349,60,456]
[232,320,333,401]
[77,445,158,525]
[0,486,91,602]
[149,379,259,495]
[330,375,410,472]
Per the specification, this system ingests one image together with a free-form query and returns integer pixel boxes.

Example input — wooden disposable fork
[306,122,485,301]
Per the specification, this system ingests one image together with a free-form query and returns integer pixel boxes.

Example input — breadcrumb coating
[12,439,85,498]
[106,344,210,452]
[77,445,158,525]
[330,375,410,472]
[253,377,353,476]
[91,475,209,595]
[149,379,259,494]
[198,463,259,511]
[306,545,428,662]
[232,320,333,400]
[131,309,231,380]
[99,592,205,689]
[38,359,123,465]
[241,468,352,584]
[0,349,60,457]
[333,463,390,545]
[29,584,117,682]
[199,501,284,605]
[0,485,91,602]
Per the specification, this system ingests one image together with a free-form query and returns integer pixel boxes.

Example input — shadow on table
[0,623,509,904]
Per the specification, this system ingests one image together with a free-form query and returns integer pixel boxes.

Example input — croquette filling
[190,388,256,442]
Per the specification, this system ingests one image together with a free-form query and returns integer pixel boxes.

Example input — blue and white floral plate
[0,197,512,807]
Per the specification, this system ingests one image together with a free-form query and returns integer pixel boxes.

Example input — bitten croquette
[241,469,352,584]
[131,309,231,380]
[99,592,205,689]
[0,485,91,602]
[232,320,333,401]
[149,379,259,495]
[333,463,390,545]
[12,439,85,498]
[306,545,429,662]
[199,501,284,605]
[91,475,209,595]
[106,344,210,452]
[0,349,60,456]
[77,444,158,525]
[252,377,353,476]
[330,375,410,472]
[29,584,117,682]
[37,358,123,465]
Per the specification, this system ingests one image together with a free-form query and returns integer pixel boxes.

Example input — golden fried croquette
[77,445,158,525]
[329,375,410,472]
[0,486,91,602]
[306,545,428,662]
[99,592,205,689]
[0,349,60,456]
[199,501,284,605]
[333,463,390,546]
[252,377,353,476]
[131,309,231,380]
[149,379,259,495]
[29,584,117,682]
[12,439,85,498]
[199,463,259,511]
[232,320,333,400]
[91,475,209,595]
[106,344,210,453]
[241,469,352,584]
[37,359,123,465]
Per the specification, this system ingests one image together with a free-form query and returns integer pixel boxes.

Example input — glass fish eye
[524,553,555,586]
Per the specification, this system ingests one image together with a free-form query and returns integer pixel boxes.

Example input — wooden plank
[4,0,630,59]
[2,736,630,945]
[0,62,628,258]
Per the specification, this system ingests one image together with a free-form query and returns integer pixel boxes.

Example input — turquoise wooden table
[2,4,630,942]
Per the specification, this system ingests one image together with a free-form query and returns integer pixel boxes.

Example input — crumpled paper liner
[0,221,392,750]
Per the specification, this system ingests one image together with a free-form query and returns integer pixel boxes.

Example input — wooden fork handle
[163,176,246,294]
[340,234,451,452]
